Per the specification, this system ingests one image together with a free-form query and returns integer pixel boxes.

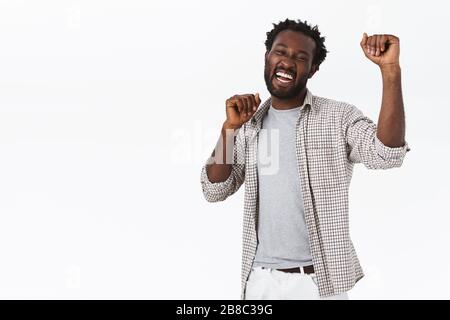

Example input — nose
[277,57,295,72]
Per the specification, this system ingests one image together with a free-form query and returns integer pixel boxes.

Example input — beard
[264,60,307,100]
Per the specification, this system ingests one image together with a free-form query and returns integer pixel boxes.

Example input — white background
[0,0,448,299]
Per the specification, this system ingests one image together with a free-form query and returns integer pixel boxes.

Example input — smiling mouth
[273,70,295,85]
[276,77,293,84]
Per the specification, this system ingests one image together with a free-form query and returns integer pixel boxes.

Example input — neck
[271,88,307,110]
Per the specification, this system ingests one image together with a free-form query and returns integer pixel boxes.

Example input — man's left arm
[344,33,411,169]
[361,33,405,147]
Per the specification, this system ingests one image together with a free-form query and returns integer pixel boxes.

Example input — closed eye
[274,50,306,62]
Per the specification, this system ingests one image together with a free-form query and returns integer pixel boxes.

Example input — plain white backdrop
[0,0,448,299]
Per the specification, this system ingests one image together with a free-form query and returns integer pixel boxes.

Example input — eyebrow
[274,43,310,56]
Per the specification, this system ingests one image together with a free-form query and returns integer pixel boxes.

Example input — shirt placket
[295,105,330,297]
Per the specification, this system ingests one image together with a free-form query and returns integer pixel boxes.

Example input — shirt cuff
[374,135,411,160]
[201,156,234,192]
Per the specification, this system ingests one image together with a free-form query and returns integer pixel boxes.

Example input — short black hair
[265,18,328,67]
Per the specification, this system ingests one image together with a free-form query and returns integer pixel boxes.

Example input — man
[200,18,410,300]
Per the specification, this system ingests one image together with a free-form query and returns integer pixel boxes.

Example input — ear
[308,64,318,79]
[265,51,269,60]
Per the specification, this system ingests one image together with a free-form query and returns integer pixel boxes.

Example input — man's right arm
[206,121,241,183]
[200,93,260,202]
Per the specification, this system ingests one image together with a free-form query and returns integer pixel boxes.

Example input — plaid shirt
[200,89,410,299]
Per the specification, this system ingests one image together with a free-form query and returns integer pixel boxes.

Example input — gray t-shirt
[252,103,313,269]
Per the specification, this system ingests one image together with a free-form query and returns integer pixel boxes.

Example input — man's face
[264,29,317,100]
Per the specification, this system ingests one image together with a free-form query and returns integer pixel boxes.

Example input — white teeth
[276,71,294,80]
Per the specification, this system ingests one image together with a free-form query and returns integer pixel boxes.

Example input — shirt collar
[250,88,315,129]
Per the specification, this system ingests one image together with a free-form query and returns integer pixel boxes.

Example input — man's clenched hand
[361,33,400,68]
[224,93,261,130]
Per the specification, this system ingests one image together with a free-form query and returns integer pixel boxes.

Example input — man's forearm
[376,64,406,147]
[205,122,239,183]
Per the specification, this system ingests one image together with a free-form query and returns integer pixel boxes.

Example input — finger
[255,93,261,106]
[375,35,382,56]
[361,34,370,58]
[247,95,257,112]
[364,35,371,54]
[249,94,257,110]
[235,99,244,115]
[230,96,241,113]
[243,95,252,116]
[226,97,236,110]
[369,36,377,55]
[367,36,372,55]
[250,93,261,112]
[380,34,387,52]
[248,95,256,114]
[360,32,368,49]
[225,98,231,108]
[245,97,251,116]
[252,93,261,111]
[242,97,250,117]
[250,94,259,112]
